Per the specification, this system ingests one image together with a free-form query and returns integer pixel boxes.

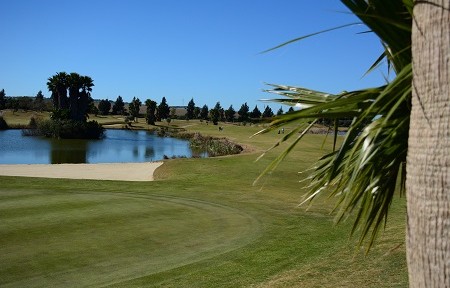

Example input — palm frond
[257,0,412,250]
[260,23,361,54]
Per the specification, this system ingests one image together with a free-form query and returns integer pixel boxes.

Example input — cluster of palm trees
[47,72,94,122]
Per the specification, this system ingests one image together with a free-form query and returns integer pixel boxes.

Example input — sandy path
[0,162,164,181]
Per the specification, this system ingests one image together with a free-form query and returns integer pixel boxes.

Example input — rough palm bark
[407,0,450,286]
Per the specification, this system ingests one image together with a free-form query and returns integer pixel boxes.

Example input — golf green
[0,190,260,287]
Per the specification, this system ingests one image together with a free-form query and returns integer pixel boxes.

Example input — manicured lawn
[0,118,407,287]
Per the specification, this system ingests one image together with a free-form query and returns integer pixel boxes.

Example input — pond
[0,129,206,164]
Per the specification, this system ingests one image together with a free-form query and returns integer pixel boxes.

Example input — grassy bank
[0,117,407,287]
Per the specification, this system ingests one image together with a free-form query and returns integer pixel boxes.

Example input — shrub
[35,119,104,139]
[0,116,9,130]
[28,116,39,129]
[50,109,71,121]
[188,133,243,157]
[22,116,41,136]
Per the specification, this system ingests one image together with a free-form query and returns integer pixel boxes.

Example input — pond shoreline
[0,129,200,164]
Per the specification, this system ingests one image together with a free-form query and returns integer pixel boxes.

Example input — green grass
[0,110,124,128]
[0,110,50,127]
[0,119,407,287]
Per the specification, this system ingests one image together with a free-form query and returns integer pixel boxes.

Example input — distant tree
[209,110,218,125]
[262,106,274,118]
[170,107,177,119]
[219,108,225,122]
[7,96,33,112]
[157,97,170,121]
[33,90,45,111]
[238,102,249,122]
[89,104,99,116]
[250,105,262,119]
[18,97,33,111]
[98,99,111,115]
[112,95,125,115]
[287,107,295,113]
[214,102,225,121]
[145,99,157,125]
[225,105,236,122]
[0,89,6,110]
[10,98,19,114]
[86,95,95,115]
[193,106,201,119]
[209,102,222,125]
[276,106,284,116]
[200,104,209,120]
[186,98,196,120]
[128,97,141,121]
[36,90,44,101]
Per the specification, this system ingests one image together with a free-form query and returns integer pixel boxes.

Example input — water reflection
[49,139,89,164]
[145,147,155,159]
[0,129,207,164]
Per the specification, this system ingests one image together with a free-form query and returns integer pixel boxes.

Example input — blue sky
[1,0,389,110]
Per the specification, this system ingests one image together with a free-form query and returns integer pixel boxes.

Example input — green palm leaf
[257,0,412,250]
[260,23,360,54]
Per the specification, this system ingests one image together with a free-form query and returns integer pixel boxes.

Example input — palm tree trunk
[77,91,89,122]
[407,1,450,286]
[58,87,68,110]
[69,89,79,121]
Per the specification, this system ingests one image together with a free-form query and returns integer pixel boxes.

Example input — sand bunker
[0,162,164,181]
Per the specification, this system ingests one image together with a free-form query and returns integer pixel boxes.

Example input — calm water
[0,129,205,164]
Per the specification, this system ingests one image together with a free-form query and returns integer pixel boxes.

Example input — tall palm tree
[257,0,449,285]
[46,76,58,108]
[47,72,69,110]
[68,72,82,121]
[47,72,94,121]
[78,75,94,121]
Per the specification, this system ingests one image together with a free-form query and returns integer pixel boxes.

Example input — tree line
[96,96,295,126]
[0,89,51,113]
[1,79,294,127]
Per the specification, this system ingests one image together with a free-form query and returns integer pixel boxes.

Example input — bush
[28,116,39,129]
[35,119,104,139]
[50,109,71,121]
[22,116,41,136]
[0,116,9,130]
[188,133,243,157]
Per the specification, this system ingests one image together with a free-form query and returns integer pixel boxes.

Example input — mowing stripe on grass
[0,190,261,287]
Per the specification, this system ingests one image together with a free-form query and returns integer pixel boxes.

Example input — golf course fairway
[1,189,260,287]
[0,120,407,287]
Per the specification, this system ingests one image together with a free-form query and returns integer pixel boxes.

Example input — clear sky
[1,0,389,110]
